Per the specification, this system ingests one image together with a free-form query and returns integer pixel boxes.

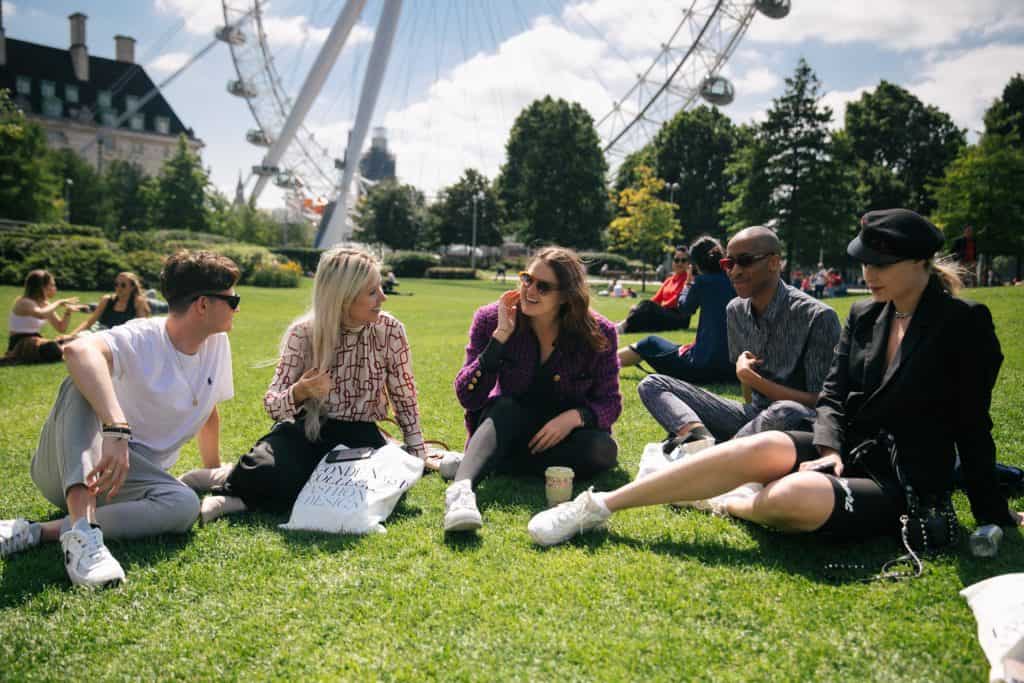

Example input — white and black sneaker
[528,488,611,547]
[0,518,41,558]
[443,480,483,532]
[60,518,125,589]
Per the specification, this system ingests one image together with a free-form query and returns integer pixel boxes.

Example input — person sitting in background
[382,269,399,295]
[615,247,691,334]
[618,236,735,384]
[4,269,86,365]
[636,226,841,453]
[180,247,427,523]
[528,208,1023,549]
[71,272,152,335]
[442,247,621,533]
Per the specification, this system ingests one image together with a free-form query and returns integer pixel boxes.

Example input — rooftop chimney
[69,12,88,81]
[114,35,135,64]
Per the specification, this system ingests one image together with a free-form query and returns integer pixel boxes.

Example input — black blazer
[813,277,1014,526]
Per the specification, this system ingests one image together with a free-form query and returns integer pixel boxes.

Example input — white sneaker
[443,480,482,532]
[704,485,761,518]
[437,452,464,481]
[60,518,125,588]
[179,464,234,493]
[0,518,41,558]
[199,495,248,526]
[528,487,611,547]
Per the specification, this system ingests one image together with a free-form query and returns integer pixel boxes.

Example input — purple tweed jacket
[454,302,622,435]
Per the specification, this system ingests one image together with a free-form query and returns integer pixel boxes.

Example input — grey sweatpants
[30,378,200,539]
[637,374,816,442]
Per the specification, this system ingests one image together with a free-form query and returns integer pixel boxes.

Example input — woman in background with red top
[180,247,426,522]
[614,246,691,334]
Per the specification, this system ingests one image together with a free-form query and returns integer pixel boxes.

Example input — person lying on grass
[442,246,622,533]
[529,209,1023,547]
[180,246,427,523]
[4,269,88,365]
[0,251,240,587]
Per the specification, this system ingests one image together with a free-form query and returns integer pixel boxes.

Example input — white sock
[591,491,612,515]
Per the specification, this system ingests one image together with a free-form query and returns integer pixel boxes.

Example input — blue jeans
[637,374,816,442]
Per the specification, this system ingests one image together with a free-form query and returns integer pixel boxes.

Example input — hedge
[578,252,631,275]
[425,267,476,279]
[272,247,322,274]
[386,251,440,277]
[249,261,301,288]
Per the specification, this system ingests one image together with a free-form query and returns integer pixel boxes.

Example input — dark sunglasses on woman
[719,253,774,271]
[518,271,559,296]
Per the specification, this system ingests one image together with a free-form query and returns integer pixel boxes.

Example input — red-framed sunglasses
[719,253,774,271]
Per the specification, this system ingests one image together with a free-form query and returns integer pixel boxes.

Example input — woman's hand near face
[494,290,519,343]
[293,367,331,403]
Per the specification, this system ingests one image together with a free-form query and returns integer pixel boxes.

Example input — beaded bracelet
[101,423,132,441]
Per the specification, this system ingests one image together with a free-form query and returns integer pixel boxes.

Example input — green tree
[352,180,426,250]
[0,89,60,221]
[983,73,1024,151]
[720,124,773,236]
[148,135,210,231]
[428,169,502,249]
[931,133,1024,261]
[48,148,106,227]
[652,105,739,240]
[613,145,656,195]
[606,165,679,273]
[103,160,150,232]
[732,59,856,267]
[845,80,965,214]
[497,96,609,248]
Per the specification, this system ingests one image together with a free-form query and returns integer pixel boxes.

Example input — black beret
[847,209,944,265]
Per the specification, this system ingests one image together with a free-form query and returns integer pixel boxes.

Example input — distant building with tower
[0,8,202,177]
[359,127,396,182]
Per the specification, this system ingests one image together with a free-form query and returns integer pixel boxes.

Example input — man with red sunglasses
[1,251,239,589]
[638,226,841,451]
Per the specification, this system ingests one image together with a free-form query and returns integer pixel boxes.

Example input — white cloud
[147,51,191,75]
[727,66,782,96]
[153,0,224,36]
[747,0,1024,51]
[820,86,871,129]
[908,43,1024,135]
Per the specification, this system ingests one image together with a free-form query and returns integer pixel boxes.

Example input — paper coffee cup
[545,466,575,506]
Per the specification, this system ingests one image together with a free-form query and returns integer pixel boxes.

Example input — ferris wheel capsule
[215,25,245,45]
[227,79,258,99]
[700,75,735,106]
[246,129,272,146]
[274,171,301,189]
[755,0,791,19]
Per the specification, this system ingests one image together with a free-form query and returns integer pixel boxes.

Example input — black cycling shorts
[784,431,904,538]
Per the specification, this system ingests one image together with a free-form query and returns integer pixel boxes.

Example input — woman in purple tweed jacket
[442,246,622,532]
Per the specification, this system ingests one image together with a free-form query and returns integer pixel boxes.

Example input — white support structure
[318,0,403,247]
[249,0,368,203]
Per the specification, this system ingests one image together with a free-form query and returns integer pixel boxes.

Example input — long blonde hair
[929,256,964,296]
[286,247,379,442]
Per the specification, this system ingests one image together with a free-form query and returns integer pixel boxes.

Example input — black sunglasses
[518,271,559,295]
[719,253,775,271]
[673,256,689,263]
[193,292,241,310]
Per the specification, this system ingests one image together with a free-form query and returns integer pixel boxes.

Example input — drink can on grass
[545,466,574,507]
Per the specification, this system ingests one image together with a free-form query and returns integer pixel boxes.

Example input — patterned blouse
[263,312,426,457]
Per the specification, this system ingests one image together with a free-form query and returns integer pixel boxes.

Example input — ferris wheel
[217,0,790,247]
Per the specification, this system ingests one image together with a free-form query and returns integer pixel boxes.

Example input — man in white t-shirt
[0,251,240,588]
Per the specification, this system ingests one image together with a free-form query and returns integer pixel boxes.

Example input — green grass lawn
[1,279,1022,681]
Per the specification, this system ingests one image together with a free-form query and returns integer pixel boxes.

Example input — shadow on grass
[0,529,193,608]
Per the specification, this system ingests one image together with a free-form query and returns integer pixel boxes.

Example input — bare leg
[617,347,641,367]
[726,472,835,532]
[33,484,97,544]
[604,431,797,512]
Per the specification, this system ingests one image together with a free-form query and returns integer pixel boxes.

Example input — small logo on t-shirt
[207,377,213,385]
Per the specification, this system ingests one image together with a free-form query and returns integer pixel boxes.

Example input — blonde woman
[181,247,427,521]
[71,272,152,335]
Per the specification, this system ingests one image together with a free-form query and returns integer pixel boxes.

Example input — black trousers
[224,418,386,514]
[622,300,691,333]
[458,396,618,485]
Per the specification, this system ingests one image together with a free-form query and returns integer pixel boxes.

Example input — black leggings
[224,418,386,514]
[621,300,691,334]
[457,396,618,485]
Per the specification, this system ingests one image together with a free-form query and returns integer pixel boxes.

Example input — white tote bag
[280,443,423,535]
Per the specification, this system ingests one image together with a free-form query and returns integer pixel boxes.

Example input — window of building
[42,98,63,118]
[130,114,144,131]
[66,84,79,104]
[98,90,112,108]
[125,95,139,112]
[16,76,31,95]
[41,80,56,98]
[101,110,118,127]
[155,116,170,135]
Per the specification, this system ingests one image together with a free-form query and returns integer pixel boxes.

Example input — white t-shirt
[99,317,233,470]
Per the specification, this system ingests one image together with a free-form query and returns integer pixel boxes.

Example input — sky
[7,0,1024,211]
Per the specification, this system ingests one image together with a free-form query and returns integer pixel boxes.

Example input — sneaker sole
[444,513,482,532]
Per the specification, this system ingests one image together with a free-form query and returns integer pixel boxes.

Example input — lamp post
[471,190,484,270]
[668,181,680,205]
[64,178,74,223]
